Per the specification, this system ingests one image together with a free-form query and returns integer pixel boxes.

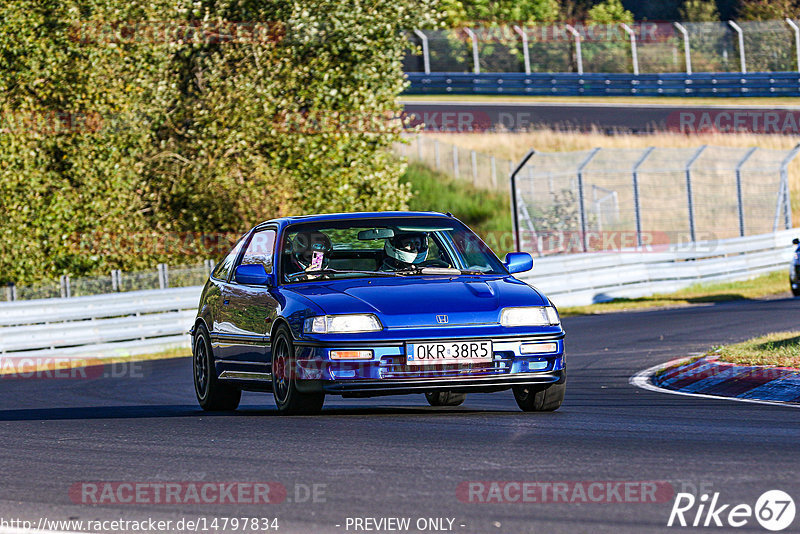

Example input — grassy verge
[711,331,800,367]
[402,161,512,255]
[401,95,800,106]
[559,270,790,317]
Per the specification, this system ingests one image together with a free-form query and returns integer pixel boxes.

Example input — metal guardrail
[0,286,201,359]
[521,229,796,307]
[405,72,800,97]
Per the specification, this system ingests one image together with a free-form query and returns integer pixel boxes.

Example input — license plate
[405,340,493,366]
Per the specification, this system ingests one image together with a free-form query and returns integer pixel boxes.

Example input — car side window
[240,229,277,274]
[211,238,246,281]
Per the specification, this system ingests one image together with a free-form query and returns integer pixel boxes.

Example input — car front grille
[378,352,513,379]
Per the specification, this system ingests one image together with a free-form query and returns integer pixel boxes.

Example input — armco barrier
[0,230,795,358]
[405,72,800,97]
[522,229,797,307]
[0,286,201,360]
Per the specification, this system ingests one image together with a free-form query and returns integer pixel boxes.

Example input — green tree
[0,0,437,284]
[679,0,721,21]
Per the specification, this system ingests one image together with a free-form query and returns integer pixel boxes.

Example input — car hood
[283,276,547,328]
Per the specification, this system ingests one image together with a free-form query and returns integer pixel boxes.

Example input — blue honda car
[191,212,565,414]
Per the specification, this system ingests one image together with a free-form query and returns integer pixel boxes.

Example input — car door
[217,227,280,366]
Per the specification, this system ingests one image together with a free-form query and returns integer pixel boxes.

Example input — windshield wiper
[286,269,399,281]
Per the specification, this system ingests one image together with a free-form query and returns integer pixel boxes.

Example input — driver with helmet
[381,231,429,271]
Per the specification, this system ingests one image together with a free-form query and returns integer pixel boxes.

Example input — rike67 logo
[668,490,795,531]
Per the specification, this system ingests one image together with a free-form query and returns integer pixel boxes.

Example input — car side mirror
[793,238,799,245]
[504,252,533,274]
[234,264,270,285]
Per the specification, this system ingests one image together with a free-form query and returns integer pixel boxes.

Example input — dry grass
[560,270,789,317]
[424,130,800,162]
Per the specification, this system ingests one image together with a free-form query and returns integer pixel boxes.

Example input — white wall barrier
[0,286,201,360]
[521,229,797,308]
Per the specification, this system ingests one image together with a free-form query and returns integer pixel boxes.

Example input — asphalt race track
[401,100,800,133]
[1,298,800,533]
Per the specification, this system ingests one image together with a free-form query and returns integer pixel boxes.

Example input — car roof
[259,211,454,229]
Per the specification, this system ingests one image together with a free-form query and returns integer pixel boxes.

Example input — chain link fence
[405,20,800,74]
[511,145,800,255]
[2,262,213,302]
[395,134,513,191]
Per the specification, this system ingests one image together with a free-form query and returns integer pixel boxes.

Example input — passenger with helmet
[283,230,332,279]
[381,231,429,271]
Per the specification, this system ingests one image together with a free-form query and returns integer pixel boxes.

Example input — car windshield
[280,217,506,283]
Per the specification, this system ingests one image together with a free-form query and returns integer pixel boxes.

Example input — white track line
[629,357,800,409]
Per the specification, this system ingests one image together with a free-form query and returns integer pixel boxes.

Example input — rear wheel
[425,391,466,407]
[193,324,241,411]
[512,380,565,412]
[791,281,800,297]
[271,325,325,415]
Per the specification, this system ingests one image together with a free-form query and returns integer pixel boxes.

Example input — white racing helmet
[385,232,428,265]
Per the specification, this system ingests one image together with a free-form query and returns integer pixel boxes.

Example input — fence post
[735,147,758,237]
[565,24,583,75]
[470,150,478,186]
[205,259,216,273]
[416,135,422,159]
[510,150,537,252]
[728,21,746,73]
[513,25,531,74]
[780,143,800,230]
[158,263,169,289]
[434,139,441,169]
[111,269,121,292]
[60,275,71,298]
[490,156,497,189]
[576,148,601,252]
[787,19,800,73]
[6,283,16,302]
[464,28,480,74]
[412,29,431,75]
[452,144,459,179]
[673,22,692,75]
[632,147,655,248]
[620,23,639,75]
[685,145,707,243]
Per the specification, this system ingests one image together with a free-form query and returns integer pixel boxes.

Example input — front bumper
[293,333,565,397]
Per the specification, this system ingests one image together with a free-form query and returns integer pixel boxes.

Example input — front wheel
[512,379,565,412]
[193,324,241,411]
[425,391,466,406]
[271,325,325,415]
[791,281,800,297]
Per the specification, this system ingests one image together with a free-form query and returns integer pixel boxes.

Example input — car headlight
[500,306,560,327]
[303,314,382,334]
